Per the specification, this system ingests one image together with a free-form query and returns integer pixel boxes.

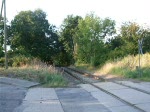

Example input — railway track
[62,67,149,112]
[65,67,150,95]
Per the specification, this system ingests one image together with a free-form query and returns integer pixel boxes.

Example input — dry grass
[0,59,67,87]
[97,53,150,81]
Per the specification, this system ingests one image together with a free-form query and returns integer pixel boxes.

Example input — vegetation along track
[62,67,147,112]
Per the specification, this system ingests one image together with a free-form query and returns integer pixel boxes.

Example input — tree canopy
[0,10,149,67]
[10,9,60,63]
[59,15,82,65]
[76,13,116,65]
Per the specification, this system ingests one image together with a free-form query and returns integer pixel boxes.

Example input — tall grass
[0,59,67,87]
[98,53,150,81]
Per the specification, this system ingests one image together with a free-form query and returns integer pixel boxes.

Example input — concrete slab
[91,91,126,107]
[0,77,39,88]
[140,82,150,86]
[136,103,150,112]
[0,100,21,108]
[0,88,26,100]
[0,84,24,91]
[110,88,150,104]
[14,88,64,112]
[116,81,150,93]
[0,107,16,112]
[80,84,149,112]
[56,88,98,102]
[109,105,141,112]
[56,88,111,112]
[80,84,128,108]
[14,100,64,112]
[24,88,58,101]
[93,82,128,90]
[60,101,111,112]
[79,84,100,92]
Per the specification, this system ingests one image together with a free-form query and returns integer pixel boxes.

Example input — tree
[106,22,150,60]
[142,29,150,53]
[119,22,142,55]
[0,17,11,58]
[106,35,124,59]
[59,15,82,65]
[76,13,116,66]
[117,22,150,55]
[10,9,60,63]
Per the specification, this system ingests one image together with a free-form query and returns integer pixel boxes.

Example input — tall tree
[76,13,116,65]
[59,15,82,65]
[142,29,150,53]
[10,9,60,63]
[120,22,141,55]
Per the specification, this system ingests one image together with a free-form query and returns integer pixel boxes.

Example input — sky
[2,0,150,29]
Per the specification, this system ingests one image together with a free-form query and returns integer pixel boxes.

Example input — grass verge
[75,53,150,81]
[0,65,68,87]
[98,53,150,81]
[110,67,150,81]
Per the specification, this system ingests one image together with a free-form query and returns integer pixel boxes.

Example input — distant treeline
[0,9,149,66]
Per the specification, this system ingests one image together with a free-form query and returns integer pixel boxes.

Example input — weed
[98,53,150,81]
[0,60,68,87]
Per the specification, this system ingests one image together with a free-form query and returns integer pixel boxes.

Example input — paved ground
[0,77,39,88]
[0,83,27,112]
[80,83,150,112]
[0,77,150,112]
[0,77,39,112]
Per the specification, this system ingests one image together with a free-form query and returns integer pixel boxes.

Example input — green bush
[11,55,33,67]
[38,72,67,87]
[0,57,5,67]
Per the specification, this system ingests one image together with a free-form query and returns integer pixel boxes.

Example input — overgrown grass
[98,53,150,81]
[0,59,68,87]
[74,63,98,72]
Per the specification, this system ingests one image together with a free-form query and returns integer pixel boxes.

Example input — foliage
[110,67,150,81]
[1,10,149,67]
[120,22,142,55]
[11,55,33,67]
[10,9,60,63]
[76,13,116,66]
[0,57,5,66]
[38,72,67,87]
[142,30,150,53]
[106,22,150,61]
[59,15,82,65]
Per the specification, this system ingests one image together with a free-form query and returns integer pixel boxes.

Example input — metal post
[138,42,141,77]
[4,0,8,69]
[138,38,143,77]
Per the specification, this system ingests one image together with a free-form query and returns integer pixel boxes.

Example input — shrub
[11,55,33,67]
[0,57,5,67]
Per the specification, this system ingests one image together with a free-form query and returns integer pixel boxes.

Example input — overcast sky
[2,0,150,28]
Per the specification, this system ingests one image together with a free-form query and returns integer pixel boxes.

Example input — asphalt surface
[0,83,27,112]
